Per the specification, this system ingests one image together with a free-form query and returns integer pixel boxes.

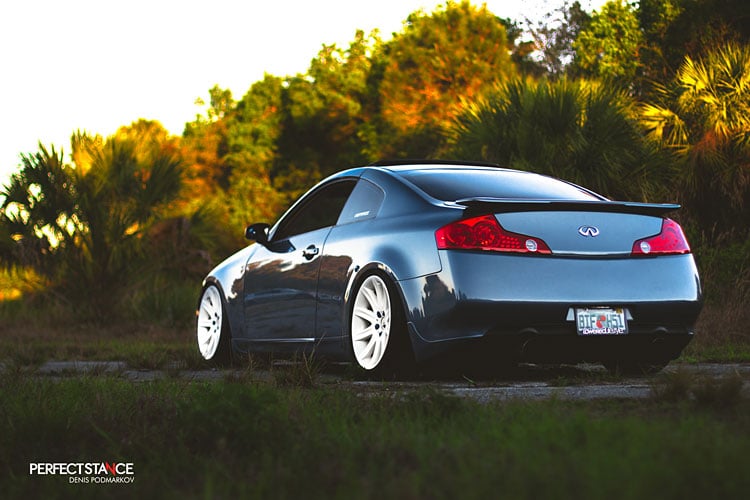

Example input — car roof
[369,159,508,172]
[325,160,522,184]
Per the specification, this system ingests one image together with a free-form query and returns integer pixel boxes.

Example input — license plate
[576,307,628,335]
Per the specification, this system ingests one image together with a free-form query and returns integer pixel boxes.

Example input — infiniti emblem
[578,225,600,237]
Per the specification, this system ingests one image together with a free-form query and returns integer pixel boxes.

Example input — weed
[651,367,695,402]
[271,351,324,388]
[223,354,270,385]
[651,368,746,409]
[692,371,744,409]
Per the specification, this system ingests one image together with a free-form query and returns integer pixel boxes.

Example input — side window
[273,180,356,240]
[337,179,385,225]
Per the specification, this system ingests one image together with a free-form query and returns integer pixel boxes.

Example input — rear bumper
[399,251,702,362]
[410,328,693,365]
[489,330,692,364]
[406,318,695,364]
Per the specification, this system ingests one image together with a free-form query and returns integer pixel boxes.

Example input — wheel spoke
[353,306,377,324]
[373,281,387,311]
[362,335,377,358]
[353,325,375,342]
[197,328,208,345]
[201,301,213,316]
[372,336,382,362]
[361,285,378,309]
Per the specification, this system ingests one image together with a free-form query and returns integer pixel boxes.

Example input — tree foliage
[181,80,287,242]
[639,0,750,85]
[640,43,750,231]
[4,0,750,315]
[573,0,644,88]
[378,1,516,156]
[448,78,667,201]
[0,123,185,315]
[274,30,381,195]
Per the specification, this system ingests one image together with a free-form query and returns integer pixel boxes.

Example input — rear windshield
[398,168,602,201]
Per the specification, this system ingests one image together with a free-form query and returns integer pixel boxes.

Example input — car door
[241,179,357,343]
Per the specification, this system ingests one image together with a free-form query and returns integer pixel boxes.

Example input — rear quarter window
[337,179,385,225]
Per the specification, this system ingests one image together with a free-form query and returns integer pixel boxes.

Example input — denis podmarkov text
[29,462,135,484]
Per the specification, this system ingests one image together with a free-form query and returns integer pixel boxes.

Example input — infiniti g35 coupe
[196,161,702,375]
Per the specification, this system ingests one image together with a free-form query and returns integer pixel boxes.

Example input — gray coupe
[196,161,702,375]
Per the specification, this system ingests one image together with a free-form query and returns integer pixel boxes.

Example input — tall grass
[2,376,750,499]
[685,232,750,360]
[0,266,199,328]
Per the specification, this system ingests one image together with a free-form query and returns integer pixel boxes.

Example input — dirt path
[6,360,749,402]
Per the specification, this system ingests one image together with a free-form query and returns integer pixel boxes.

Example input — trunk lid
[455,199,677,256]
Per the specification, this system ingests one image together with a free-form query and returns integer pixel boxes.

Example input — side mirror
[245,223,270,244]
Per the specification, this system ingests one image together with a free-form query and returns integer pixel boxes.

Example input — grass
[0,265,747,499]
[0,323,198,370]
[681,297,750,362]
[1,375,749,499]
[686,234,750,361]
[651,366,745,407]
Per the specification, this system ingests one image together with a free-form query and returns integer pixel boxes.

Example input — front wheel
[196,284,231,365]
[350,274,413,375]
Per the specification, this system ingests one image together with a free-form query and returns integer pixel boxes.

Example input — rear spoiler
[455,197,681,217]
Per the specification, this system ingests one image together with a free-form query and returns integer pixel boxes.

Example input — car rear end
[433,208,701,364]
[391,165,702,366]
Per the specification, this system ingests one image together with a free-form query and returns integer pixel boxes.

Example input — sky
[0,0,606,185]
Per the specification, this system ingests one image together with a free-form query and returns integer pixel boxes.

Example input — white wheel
[197,285,227,361]
[351,275,393,370]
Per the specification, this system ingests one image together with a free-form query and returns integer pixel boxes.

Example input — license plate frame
[576,307,628,335]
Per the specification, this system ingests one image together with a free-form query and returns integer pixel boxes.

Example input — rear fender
[341,261,419,354]
[201,243,259,341]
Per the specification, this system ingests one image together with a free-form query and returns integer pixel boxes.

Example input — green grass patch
[0,325,198,369]
[680,342,750,363]
[2,376,749,499]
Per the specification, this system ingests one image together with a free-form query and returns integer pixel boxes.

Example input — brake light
[632,219,690,255]
[436,214,551,254]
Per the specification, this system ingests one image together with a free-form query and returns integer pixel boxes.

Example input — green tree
[378,0,516,156]
[573,0,643,89]
[637,0,684,85]
[0,124,184,316]
[181,85,235,201]
[639,0,750,86]
[223,76,287,230]
[640,42,750,232]
[448,78,667,201]
[182,80,287,242]
[274,30,381,195]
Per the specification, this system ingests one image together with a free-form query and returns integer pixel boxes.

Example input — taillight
[631,219,690,255]
[436,214,551,254]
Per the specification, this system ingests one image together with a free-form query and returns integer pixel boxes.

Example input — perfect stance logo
[29,462,135,484]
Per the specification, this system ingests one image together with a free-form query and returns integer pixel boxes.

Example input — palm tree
[447,78,668,201]
[0,126,183,316]
[640,42,750,232]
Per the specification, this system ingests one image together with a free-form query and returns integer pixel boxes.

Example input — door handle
[302,245,319,260]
